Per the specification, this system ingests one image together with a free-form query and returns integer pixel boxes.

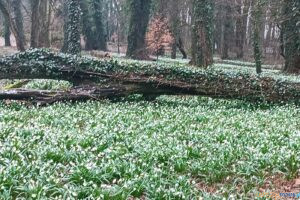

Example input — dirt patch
[259,174,300,199]
[196,181,218,194]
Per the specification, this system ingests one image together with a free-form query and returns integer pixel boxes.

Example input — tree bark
[177,37,187,59]
[0,87,128,105]
[190,0,214,67]
[235,0,248,59]
[1,49,300,104]
[0,0,25,51]
[169,0,179,59]
[92,0,107,51]
[220,0,233,60]
[281,0,300,73]
[61,1,69,52]
[3,13,11,46]
[30,0,40,48]
[37,0,51,48]
[63,0,81,55]
[252,0,263,74]
[126,0,151,60]
[80,0,96,50]
[12,0,26,51]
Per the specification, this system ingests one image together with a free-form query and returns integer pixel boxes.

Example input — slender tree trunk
[191,0,214,67]
[177,37,187,59]
[126,0,151,60]
[61,1,69,52]
[30,0,40,48]
[12,0,26,51]
[3,13,11,46]
[169,0,180,59]
[235,0,248,59]
[171,42,177,59]
[252,0,263,74]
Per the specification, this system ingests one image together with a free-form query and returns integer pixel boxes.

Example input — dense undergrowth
[0,95,300,199]
[0,54,300,199]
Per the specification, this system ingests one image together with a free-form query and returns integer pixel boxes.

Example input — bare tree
[0,0,26,51]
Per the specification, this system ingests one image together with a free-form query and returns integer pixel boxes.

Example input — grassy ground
[1,96,300,199]
[0,49,300,199]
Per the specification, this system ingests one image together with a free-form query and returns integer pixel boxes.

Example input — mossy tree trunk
[126,0,151,60]
[252,0,263,74]
[281,0,300,73]
[190,0,214,67]
[62,0,81,55]
[2,49,300,104]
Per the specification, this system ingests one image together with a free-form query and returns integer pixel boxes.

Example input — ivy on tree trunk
[252,0,263,74]
[190,0,214,67]
[62,0,81,55]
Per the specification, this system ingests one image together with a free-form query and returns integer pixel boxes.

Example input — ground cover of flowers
[0,94,300,199]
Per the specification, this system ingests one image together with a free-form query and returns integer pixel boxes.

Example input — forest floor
[0,47,300,199]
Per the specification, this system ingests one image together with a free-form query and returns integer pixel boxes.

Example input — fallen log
[0,86,127,105]
[0,48,300,103]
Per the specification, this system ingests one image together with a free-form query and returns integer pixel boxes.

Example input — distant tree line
[0,0,299,72]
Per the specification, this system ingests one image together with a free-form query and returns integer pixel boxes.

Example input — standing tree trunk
[126,0,151,60]
[281,0,300,73]
[92,0,107,51]
[3,13,11,46]
[221,1,233,60]
[80,0,96,50]
[169,0,180,59]
[63,0,81,55]
[177,37,187,59]
[235,0,249,59]
[191,0,214,67]
[30,0,40,48]
[252,0,263,74]
[37,0,51,48]
[12,0,26,51]
[0,0,25,50]
[61,1,68,52]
